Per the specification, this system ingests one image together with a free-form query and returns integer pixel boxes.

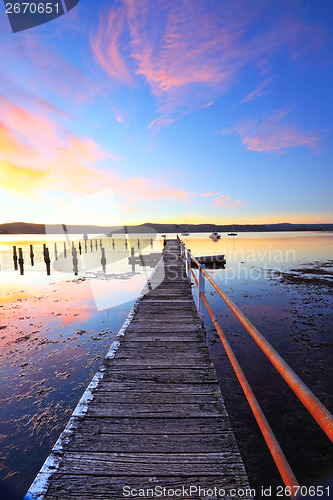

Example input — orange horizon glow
[1,213,332,227]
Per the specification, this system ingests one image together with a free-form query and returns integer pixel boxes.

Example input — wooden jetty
[25,240,252,500]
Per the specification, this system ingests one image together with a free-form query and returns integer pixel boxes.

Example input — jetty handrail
[179,240,333,492]
[200,291,299,491]
[186,247,333,442]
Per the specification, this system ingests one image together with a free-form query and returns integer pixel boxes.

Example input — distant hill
[0,221,332,234]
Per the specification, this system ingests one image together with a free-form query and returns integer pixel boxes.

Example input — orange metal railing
[179,239,333,494]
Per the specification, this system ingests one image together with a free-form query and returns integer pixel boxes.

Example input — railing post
[187,249,191,284]
[198,264,205,323]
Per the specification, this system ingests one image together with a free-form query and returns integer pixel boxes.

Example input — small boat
[209,232,221,240]
[181,231,190,236]
[161,234,166,238]
[105,232,113,237]
[228,225,237,236]
[191,254,226,267]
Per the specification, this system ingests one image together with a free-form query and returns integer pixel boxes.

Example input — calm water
[185,231,333,497]
[0,231,332,498]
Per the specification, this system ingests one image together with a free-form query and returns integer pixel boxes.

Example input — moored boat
[209,232,221,240]
[228,224,237,236]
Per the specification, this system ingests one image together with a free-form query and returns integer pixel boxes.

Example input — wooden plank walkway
[25,240,252,500]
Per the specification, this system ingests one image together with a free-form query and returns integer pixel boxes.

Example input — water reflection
[0,231,332,496]
[0,233,164,496]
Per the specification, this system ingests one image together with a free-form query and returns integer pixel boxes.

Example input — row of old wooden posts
[12,238,154,276]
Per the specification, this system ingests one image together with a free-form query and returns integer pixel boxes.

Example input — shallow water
[186,232,333,496]
[0,233,163,497]
[0,231,332,498]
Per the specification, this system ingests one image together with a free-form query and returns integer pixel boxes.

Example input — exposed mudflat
[0,278,132,497]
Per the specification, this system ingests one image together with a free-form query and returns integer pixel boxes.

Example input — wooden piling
[54,242,58,261]
[44,247,51,275]
[130,247,135,272]
[101,248,106,273]
[64,242,67,259]
[30,244,34,266]
[18,248,24,275]
[13,246,18,270]
[72,247,78,275]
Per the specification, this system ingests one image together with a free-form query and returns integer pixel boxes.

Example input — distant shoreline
[0,222,332,235]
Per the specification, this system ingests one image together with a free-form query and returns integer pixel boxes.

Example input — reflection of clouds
[89,273,149,311]
[0,268,156,349]
[0,280,95,348]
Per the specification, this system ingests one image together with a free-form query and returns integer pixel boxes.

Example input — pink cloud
[212,195,231,207]
[0,95,193,207]
[210,194,246,209]
[110,106,128,125]
[241,77,274,103]
[91,8,133,85]
[223,109,321,154]
[225,200,247,208]
[200,192,219,197]
[89,0,326,126]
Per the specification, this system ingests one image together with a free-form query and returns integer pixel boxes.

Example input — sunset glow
[0,0,332,226]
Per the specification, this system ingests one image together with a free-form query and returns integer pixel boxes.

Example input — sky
[0,0,332,226]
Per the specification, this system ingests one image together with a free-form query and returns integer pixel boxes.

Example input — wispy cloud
[200,192,219,197]
[91,8,133,85]
[241,77,274,104]
[211,194,246,209]
[212,195,230,207]
[225,200,247,208]
[110,105,128,126]
[223,109,321,154]
[90,0,326,127]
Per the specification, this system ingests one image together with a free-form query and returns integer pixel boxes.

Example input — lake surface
[0,231,332,498]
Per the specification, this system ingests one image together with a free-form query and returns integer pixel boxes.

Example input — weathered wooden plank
[59,416,232,435]
[64,431,237,453]
[113,342,210,353]
[107,358,211,367]
[118,341,206,348]
[122,333,205,341]
[45,474,253,500]
[92,382,220,395]
[100,367,217,383]
[124,324,204,332]
[91,392,223,405]
[85,401,226,418]
[54,452,245,475]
